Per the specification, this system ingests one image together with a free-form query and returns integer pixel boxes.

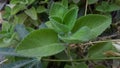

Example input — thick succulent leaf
[73,14,111,38]
[49,3,67,18]
[88,0,98,4]
[25,7,38,20]
[96,2,120,12]
[63,7,78,30]
[16,29,66,57]
[87,42,117,59]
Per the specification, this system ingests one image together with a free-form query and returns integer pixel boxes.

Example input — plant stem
[84,0,88,16]
[42,57,120,62]
[79,39,120,46]
[65,47,75,67]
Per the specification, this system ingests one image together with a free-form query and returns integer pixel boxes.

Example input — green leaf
[3,6,11,19]
[25,7,37,20]
[10,0,35,5]
[62,0,68,8]
[45,21,54,29]
[73,14,111,38]
[16,29,66,57]
[0,32,17,47]
[36,6,46,13]
[71,26,94,42]
[63,7,78,30]
[87,42,116,59]
[49,3,67,18]
[11,4,26,15]
[27,0,35,5]
[96,2,120,12]
[50,17,70,33]
[88,0,98,4]
[2,21,10,32]
[10,0,27,4]
[59,26,94,43]
[14,13,28,24]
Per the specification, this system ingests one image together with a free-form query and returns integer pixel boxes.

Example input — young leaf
[49,3,67,18]
[62,0,68,8]
[73,14,111,38]
[16,29,66,57]
[50,17,70,33]
[0,33,17,47]
[86,42,116,59]
[63,7,78,30]
[25,7,38,20]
